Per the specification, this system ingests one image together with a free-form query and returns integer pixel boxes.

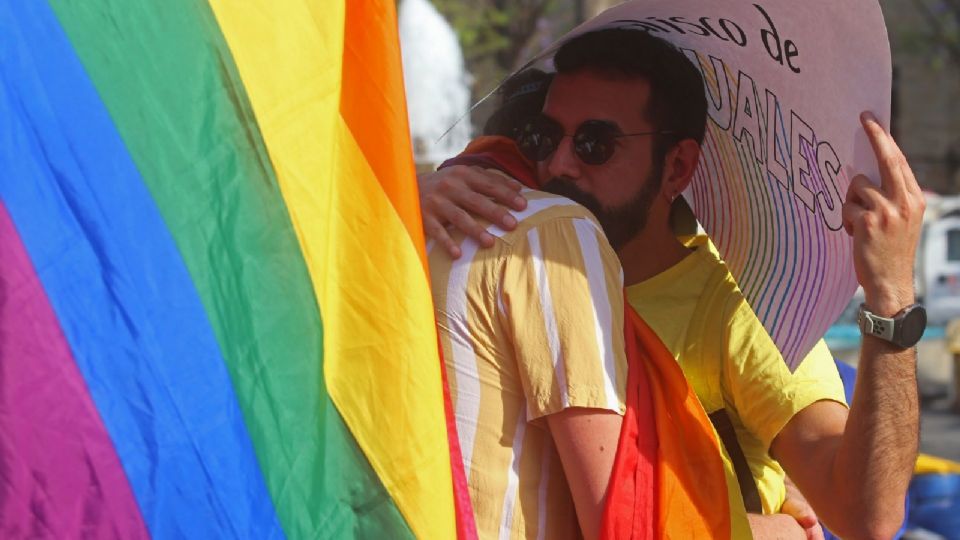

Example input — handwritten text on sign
[613,6,845,231]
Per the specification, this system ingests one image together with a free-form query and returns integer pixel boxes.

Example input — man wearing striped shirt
[427,182,627,539]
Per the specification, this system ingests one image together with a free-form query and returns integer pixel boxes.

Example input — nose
[545,135,582,181]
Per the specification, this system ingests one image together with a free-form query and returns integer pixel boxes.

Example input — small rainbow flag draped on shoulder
[0,1,473,538]
[444,140,736,539]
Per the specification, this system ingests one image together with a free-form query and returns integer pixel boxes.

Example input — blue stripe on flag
[0,3,285,538]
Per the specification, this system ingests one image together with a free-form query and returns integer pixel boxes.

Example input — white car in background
[919,204,960,325]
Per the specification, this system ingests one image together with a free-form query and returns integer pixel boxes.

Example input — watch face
[901,306,927,347]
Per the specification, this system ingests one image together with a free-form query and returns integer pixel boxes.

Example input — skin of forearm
[776,290,920,538]
[826,336,919,538]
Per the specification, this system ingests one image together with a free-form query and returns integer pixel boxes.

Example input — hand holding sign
[843,113,925,317]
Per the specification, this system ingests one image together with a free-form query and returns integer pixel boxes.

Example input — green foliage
[898,0,960,70]
[430,0,576,130]
[433,1,552,69]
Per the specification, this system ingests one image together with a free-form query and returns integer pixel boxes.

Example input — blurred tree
[896,0,960,191]
[430,0,577,131]
[433,1,560,73]
[906,0,960,68]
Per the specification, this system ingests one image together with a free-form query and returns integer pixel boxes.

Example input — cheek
[535,162,551,185]
[612,151,658,191]
[591,164,638,203]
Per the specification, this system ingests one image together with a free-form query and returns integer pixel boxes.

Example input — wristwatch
[857,303,927,349]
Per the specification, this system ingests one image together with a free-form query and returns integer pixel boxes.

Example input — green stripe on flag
[48,1,413,537]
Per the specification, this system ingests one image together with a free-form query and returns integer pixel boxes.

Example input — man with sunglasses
[423,28,923,539]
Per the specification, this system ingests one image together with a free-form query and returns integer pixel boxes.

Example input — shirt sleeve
[724,300,848,451]
[499,216,627,421]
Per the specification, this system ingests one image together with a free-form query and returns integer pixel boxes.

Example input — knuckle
[452,208,475,229]
[476,196,504,216]
[422,192,439,207]
[496,185,520,201]
[435,177,457,194]
[489,205,510,221]
[465,191,488,208]
[464,195,490,215]
[424,220,443,237]
[896,200,912,217]
[422,193,447,215]
[849,176,871,195]
[878,207,896,225]
[883,155,901,171]
[447,164,469,175]
[468,172,496,189]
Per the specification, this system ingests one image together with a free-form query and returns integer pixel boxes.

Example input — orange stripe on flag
[340,3,476,537]
[341,0,427,270]
[603,307,733,539]
[207,1,474,537]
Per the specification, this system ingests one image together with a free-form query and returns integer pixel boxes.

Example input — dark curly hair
[482,68,554,138]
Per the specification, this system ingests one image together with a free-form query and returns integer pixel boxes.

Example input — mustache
[542,178,603,215]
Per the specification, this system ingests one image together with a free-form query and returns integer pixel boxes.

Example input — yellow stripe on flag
[207,2,456,538]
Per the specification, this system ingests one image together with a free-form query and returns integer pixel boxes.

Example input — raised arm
[772,112,924,539]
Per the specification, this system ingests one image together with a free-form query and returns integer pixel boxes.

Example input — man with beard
[423,28,923,540]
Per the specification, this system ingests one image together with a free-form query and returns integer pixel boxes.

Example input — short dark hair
[553,28,707,161]
[483,68,554,138]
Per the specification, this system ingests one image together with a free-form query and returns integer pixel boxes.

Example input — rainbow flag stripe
[0,1,469,538]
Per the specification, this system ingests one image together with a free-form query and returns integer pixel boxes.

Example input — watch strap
[857,302,926,348]
[858,306,896,341]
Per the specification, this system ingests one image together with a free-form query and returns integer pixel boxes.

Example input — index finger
[465,168,528,211]
[860,111,908,199]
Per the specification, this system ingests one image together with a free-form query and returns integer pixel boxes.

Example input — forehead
[542,70,652,129]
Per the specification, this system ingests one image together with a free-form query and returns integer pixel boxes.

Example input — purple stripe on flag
[0,200,148,539]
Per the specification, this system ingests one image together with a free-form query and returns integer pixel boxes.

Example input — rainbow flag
[0,1,473,538]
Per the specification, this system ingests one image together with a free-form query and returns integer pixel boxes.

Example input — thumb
[781,497,818,529]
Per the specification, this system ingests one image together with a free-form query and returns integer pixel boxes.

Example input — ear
[659,139,701,202]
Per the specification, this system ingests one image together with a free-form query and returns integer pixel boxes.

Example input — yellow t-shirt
[430,189,627,539]
[625,236,847,522]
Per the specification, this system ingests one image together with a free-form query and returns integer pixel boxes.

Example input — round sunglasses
[516,114,675,166]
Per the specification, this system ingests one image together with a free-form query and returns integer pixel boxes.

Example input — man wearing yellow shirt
[423,28,924,539]
[626,234,846,531]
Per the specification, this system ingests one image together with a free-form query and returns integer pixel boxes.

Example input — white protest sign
[524,1,891,369]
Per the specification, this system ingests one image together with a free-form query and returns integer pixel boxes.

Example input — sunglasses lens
[573,121,618,165]
[516,117,625,165]
[517,116,562,162]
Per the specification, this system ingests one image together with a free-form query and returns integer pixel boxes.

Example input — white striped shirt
[429,189,626,539]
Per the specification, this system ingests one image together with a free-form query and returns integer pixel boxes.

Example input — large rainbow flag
[0,1,473,538]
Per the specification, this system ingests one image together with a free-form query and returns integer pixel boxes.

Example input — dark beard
[543,171,661,251]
